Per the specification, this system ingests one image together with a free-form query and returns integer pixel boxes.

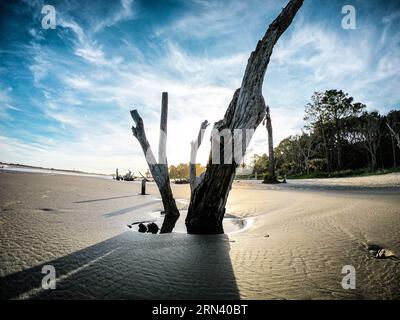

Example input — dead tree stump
[129,0,303,234]
[141,179,146,195]
[186,0,303,234]
[130,93,180,233]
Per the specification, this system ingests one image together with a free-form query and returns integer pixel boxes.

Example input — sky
[0,0,399,174]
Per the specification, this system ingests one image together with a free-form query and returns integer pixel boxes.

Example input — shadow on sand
[74,194,140,204]
[103,200,161,218]
[0,232,239,299]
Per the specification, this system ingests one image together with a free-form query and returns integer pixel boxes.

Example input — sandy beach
[0,170,399,299]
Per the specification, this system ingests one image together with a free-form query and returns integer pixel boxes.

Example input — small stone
[147,222,159,234]
[127,225,132,229]
[264,234,269,237]
[138,223,147,233]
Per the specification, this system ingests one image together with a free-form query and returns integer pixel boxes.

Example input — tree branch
[158,92,168,164]
[233,0,303,130]
[387,122,400,149]
[190,120,209,192]
[130,93,180,230]
[130,109,157,165]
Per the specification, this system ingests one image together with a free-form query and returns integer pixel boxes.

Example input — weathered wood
[130,109,157,165]
[159,92,168,164]
[138,171,146,179]
[264,106,277,182]
[387,123,400,149]
[387,123,397,168]
[141,179,146,195]
[186,0,303,234]
[130,93,180,233]
[190,120,209,193]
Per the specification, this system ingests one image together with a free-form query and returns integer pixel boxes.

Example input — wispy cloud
[93,0,135,32]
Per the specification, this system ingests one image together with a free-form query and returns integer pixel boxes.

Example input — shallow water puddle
[127,210,252,235]
[367,244,398,260]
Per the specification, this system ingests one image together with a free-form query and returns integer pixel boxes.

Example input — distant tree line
[249,89,400,178]
[113,165,207,182]
[169,163,206,179]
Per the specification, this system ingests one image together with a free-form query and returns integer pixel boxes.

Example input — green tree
[169,163,206,179]
[252,154,269,176]
[304,90,365,170]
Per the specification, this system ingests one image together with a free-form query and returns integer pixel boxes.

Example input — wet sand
[0,171,399,299]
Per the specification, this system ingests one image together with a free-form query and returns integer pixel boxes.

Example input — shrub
[262,172,279,184]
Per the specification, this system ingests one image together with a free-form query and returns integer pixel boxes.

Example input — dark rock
[127,225,132,228]
[367,244,382,256]
[147,222,159,234]
[138,223,147,233]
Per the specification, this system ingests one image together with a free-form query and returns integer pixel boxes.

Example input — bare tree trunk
[318,116,331,172]
[190,120,209,193]
[387,123,400,168]
[141,179,146,195]
[322,132,330,172]
[362,115,382,171]
[130,92,180,233]
[335,118,342,170]
[370,151,377,170]
[390,134,397,168]
[186,0,303,234]
[264,106,277,182]
[337,137,342,169]
[158,92,168,164]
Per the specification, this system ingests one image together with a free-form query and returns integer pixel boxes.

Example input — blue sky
[0,0,399,174]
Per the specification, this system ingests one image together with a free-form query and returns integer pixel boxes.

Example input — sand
[0,170,399,299]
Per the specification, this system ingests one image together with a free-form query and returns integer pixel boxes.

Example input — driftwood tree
[130,0,303,234]
[186,0,303,233]
[130,92,179,233]
[262,106,278,183]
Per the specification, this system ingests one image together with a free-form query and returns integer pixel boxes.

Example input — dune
[0,170,399,299]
